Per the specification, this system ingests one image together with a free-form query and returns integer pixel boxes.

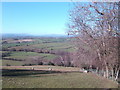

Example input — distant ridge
[2,33,68,38]
[34,34,68,37]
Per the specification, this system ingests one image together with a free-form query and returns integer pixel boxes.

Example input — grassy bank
[2,66,118,88]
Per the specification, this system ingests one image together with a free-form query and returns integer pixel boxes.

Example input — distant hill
[2,33,68,39]
[34,34,68,37]
[2,33,32,39]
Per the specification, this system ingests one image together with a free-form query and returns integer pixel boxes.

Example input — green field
[2,60,24,66]
[2,51,58,66]
[2,38,75,66]
[8,42,75,52]
[2,38,68,49]
[2,66,118,88]
[2,38,75,54]
[3,51,57,60]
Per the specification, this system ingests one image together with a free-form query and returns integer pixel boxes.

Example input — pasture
[2,37,74,66]
[2,66,118,88]
[3,51,57,61]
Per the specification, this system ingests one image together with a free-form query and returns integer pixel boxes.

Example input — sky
[2,2,71,35]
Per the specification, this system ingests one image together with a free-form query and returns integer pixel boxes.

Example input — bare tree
[68,2,120,81]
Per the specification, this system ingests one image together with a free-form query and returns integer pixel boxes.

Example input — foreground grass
[2,67,118,88]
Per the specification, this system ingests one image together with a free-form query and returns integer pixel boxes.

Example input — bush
[22,64,35,66]
[38,62,43,65]
[48,62,55,66]
[81,64,89,70]
[2,52,11,57]
[6,64,11,66]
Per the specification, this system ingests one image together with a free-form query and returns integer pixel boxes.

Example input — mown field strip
[2,65,80,72]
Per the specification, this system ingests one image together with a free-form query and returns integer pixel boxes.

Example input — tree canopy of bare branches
[67,2,120,81]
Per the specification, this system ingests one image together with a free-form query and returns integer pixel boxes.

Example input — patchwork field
[1,37,119,88]
[2,37,75,66]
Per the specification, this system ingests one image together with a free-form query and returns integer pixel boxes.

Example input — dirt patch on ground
[17,39,33,42]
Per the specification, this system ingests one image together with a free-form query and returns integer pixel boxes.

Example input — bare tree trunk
[111,68,114,80]
[97,49,102,62]
[104,71,106,78]
[106,66,109,79]
[115,69,119,81]
[96,67,99,73]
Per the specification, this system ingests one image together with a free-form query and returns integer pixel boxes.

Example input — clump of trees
[53,51,73,67]
[67,2,120,81]
[2,52,11,57]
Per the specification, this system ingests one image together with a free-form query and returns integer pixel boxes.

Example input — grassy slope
[2,60,24,66]
[2,51,57,66]
[8,41,75,52]
[2,69,118,88]
[3,51,57,60]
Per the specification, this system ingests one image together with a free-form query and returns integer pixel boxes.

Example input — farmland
[2,37,75,66]
[1,36,119,88]
[2,1,120,89]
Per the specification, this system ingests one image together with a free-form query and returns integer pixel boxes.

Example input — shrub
[48,62,55,66]
[38,62,43,65]
[6,64,11,66]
